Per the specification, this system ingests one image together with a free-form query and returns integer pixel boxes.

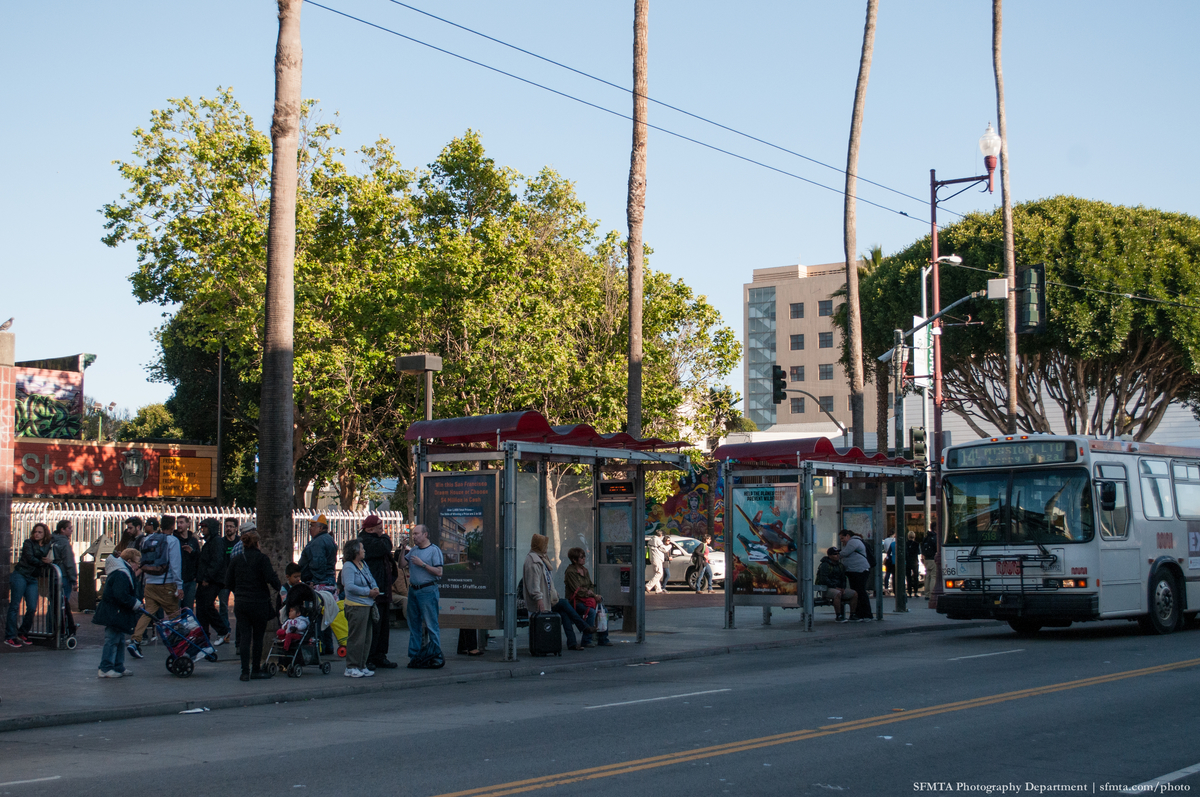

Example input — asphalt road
[2,620,1198,797]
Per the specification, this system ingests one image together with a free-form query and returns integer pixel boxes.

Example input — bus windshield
[943,468,1094,546]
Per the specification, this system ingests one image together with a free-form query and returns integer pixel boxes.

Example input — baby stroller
[145,607,217,678]
[266,597,332,678]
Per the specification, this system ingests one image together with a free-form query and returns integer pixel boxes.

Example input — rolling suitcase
[528,611,563,657]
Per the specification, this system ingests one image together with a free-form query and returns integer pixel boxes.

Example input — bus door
[1095,462,1141,613]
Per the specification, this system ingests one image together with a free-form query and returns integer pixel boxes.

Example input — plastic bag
[595,601,608,634]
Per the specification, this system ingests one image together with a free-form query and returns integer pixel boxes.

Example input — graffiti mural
[645,466,721,549]
[15,367,85,439]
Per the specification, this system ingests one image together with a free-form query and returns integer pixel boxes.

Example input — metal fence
[9,502,410,570]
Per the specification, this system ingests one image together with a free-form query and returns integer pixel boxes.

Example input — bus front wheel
[1008,619,1043,635]
[1143,571,1181,635]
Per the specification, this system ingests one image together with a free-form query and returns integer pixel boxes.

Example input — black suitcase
[528,611,563,657]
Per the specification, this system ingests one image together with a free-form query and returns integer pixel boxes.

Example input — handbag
[594,600,608,634]
[369,603,380,624]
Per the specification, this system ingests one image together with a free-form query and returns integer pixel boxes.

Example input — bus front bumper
[937,592,1099,622]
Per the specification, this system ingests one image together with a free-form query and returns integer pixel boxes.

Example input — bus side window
[1139,459,1173,519]
[1097,481,1128,539]
[1172,461,1200,519]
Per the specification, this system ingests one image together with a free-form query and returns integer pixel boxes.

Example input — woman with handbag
[341,539,380,678]
[564,547,612,647]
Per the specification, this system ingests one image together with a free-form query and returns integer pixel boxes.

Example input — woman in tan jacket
[522,534,592,651]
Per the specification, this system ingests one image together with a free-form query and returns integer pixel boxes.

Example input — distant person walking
[693,534,714,594]
[405,524,445,667]
[94,549,143,678]
[128,516,183,658]
[5,523,53,647]
[836,529,873,622]
[645,531,668,594]
[225,530,281,681]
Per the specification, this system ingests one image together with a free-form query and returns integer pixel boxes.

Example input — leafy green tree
[118,403,184,442]
[861,196,1200,440]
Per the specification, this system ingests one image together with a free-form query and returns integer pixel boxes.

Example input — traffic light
[911,427,927,464]
[771,365,788,404]
[1016,263,1047,334]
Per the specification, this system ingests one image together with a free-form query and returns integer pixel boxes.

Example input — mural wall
[644,466,722,549]
[15,367,85,439]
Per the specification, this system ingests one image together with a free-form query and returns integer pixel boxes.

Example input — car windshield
[674,539,699,554]
[943,468,1093,546]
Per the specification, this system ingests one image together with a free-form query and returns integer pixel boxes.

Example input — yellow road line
[433,656,1200,797]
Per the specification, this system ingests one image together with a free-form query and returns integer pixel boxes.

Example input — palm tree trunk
[258,0,302,577]
[993,0,1018,434]
[626,0,649,438]
[843,0,878,450]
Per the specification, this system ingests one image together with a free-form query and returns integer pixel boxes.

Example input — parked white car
[645,535,725,589]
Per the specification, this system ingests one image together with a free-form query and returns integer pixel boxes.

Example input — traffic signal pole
[892,329,907,612]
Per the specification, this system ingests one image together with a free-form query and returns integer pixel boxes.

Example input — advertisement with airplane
[730,485,799,596]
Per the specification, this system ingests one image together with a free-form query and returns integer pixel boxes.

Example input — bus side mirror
[1098,481,1117,512]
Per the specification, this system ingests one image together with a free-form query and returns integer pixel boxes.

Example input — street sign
[912,315,932,388]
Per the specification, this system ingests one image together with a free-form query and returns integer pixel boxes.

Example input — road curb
[0,618,1000,733]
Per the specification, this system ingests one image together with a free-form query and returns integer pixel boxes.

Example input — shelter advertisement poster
[730,484,799,596]
[421,472,499,625]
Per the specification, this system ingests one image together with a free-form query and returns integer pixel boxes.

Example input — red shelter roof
[404,411,686,451]
[712,437,911,467]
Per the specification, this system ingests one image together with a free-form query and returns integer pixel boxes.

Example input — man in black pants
[195,519,230,644]
[358,515,397,669]
[836,529,874,622]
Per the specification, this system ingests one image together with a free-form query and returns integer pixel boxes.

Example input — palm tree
[626,0,649,438]
[259,0,303,574]
[842,0,879,449]
[993,0,1018,434]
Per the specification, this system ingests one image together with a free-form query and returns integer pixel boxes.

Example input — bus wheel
[1008,619,1042,635]
[1146,571,1181,635]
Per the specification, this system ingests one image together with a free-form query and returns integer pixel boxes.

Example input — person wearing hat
[195,518,230,645]
[299,514,338,654]
[836,529,873,622]
[815,546,856,623]
[358,515,397,669]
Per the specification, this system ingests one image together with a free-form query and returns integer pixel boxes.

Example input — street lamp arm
[877,289,987,362]
[783,387,846,432]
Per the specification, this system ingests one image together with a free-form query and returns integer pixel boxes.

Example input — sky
[3,1,1198,414]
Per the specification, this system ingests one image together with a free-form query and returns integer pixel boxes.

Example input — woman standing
[224,530,280,681]
[5,524,53,647]
[564,548,612,647]
[342,539,380,678]
[93,549,143,677]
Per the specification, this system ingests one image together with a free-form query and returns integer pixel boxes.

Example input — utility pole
[892,329,907,612]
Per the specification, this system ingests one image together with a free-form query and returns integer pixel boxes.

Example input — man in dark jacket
[298,514,337,588]
[815,547,857,623]
[921,522,939,600]
[94,549,144,677]
[175,517,202,611]
[358,515,397,669]
[196,518,230,643]
[51,520,78,635]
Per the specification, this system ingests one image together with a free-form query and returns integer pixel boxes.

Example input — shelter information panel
[420,472,500,625]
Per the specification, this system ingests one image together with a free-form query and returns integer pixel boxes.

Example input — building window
[746,286,777,430]
[790,334,804,351]
[790,302,804,319]
[818,364,834,380]
[790,365,804,382]
[818,300,833,317]
[790,397,805,414]
[818,331,833,348]
[819,395,834,413]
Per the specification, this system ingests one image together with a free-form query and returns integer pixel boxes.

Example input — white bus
[936,434,1198,635]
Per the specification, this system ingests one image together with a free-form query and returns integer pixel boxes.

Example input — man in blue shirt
[405,524,444,668]
[128,515,183,658]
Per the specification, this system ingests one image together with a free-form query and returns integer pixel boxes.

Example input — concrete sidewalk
[0,593,997,732]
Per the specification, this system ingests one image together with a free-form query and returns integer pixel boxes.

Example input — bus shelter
[713,438,913,631]
[405,412,691,661]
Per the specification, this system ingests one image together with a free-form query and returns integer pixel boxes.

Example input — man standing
[404,524,444,668]
[693,534,714,594]
[645,531,668,594]
[836,529,873,622]
[196,518,230,644]
[50,520,78,636]
[175,516,201,611]
[217,517,240,644]
[358,515,397,669]
[921,522,939,600]
[128,515,183,658]
[299,514,338,653]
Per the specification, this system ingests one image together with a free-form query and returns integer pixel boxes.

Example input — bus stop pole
[723,460,735,630]
[893,328,908,612]
[502,443,518,661]
[875,475,885,621]
[635,463,646,644]
[802,462,815,632]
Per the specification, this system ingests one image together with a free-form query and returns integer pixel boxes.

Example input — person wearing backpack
[127,515,183,659]
[693,534,714,594]
[836,529,873,622]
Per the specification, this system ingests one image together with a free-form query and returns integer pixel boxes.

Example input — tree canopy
[102,89,740,509]
[858,196,1200,440]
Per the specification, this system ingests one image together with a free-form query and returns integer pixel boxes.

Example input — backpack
[859,537,876,570]
[140,532,170,575]
[690,543,706,567]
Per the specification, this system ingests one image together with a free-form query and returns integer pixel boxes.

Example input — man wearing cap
[358,515,397,669]
[299,514,338,653]
[815,547,856,623]
[836,529,873,622]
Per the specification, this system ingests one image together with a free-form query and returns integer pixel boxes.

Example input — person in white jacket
[646,531,669,593]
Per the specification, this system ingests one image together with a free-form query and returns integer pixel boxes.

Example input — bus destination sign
[946,440,1076,470]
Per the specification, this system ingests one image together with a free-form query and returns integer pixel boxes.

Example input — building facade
[743,261,879,432]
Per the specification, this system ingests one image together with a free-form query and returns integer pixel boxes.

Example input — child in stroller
[265,597,331,677]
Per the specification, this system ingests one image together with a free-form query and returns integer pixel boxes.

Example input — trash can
[77,559,97,611]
